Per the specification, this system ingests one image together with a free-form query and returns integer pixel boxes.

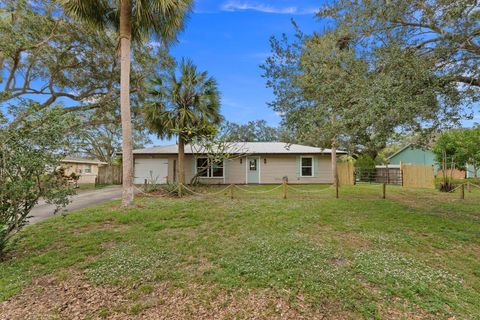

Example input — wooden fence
[97,165,122,185]
[400,163,435,189]
[337,162,355,186]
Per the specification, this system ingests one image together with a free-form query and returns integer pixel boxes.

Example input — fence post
[382,183,386,199]
[400,161,404,187]
[230,184,234,199]
[283,181,287,199]
[461,183,465,200]
[178,183,183,198]
[144,179,147,192]
[335,176,339,199]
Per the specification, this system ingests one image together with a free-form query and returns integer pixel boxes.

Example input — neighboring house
[466,164,480,179]
[386,144,471,178]
[60,157,107,184]
[387,144,439,175]
[387,144,437,167]
[132,142,345,185]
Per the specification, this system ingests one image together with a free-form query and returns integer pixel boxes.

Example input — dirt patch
[136,189,172,198]
[0,272,354,320]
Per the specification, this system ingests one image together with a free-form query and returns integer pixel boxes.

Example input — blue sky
[168,0,326,128]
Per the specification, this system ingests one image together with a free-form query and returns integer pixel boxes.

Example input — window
[301,157,313,177]
[211,160,224,177]
[196,158,209,177]
[84,164,92,174]
[196,158,224,178]
[249,159,257,171]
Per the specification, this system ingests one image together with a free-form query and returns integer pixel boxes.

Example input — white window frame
[300,156,314,177]
[84,164,92,174]
[195,157,224,178]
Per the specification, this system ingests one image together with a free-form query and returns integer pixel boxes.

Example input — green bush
[355,154,376,182]
[0,107,75,258]
[161,182,180,196]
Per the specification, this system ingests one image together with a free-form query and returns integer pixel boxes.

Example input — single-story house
[387,144,444,176]
[59,157,107,184]
[387,144,437,167]
[132,142,345,185]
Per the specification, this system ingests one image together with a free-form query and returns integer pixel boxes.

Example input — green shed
[387,144,438,173]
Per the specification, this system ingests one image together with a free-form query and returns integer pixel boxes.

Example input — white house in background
[131,142,346,185]
[59,157,107,184]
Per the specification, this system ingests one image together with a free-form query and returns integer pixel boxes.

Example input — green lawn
[1,184,479,319]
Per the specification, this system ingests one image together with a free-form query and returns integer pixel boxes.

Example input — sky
[167,0,326,129]
[3,0,478,146]
[161,0,479,146]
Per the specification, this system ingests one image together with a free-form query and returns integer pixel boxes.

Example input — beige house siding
[60,162,101,184]
[134,154,333,185]
[225,158,247,184]
[260,154,333,184]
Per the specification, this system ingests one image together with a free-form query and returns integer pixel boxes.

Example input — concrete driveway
[29,186,122,224]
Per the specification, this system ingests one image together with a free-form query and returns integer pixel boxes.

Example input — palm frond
[144,59,221,141]
[61,0,110,29]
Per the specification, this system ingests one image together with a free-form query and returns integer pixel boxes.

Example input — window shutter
[296,156,301,177]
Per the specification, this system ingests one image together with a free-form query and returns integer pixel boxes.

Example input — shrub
[355,154,376,182]
[0,107,75,258]
[161,182,180,196]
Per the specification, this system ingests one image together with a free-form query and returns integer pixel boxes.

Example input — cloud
[220,1,315,15]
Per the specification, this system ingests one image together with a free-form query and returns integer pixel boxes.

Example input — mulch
[0,271,352,320]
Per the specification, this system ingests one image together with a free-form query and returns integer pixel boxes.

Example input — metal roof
[61,157,108,165]
[132,142,346,155]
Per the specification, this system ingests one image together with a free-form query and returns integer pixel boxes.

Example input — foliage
[144,58,222,143]
[161,181,180,196]
[62,0,193,207]
[354,154,376,182]
[319,0,480,94]
[143,58,222,184]
[262,24,465,158]
[74,118,151,165]
[0,106,76,257]
[355,155,376,170]
[220,120,281,142]
[144,172,160,193]
[62,0,192,44]
[433,127,480,175]
[0,0,164,127]
[1,185,480,318]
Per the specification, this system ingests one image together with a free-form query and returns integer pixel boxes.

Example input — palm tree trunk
[331,139,338,186]
[119,0,134,208]
[178,136,186,185]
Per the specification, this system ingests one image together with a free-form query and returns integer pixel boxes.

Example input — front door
[247,157,260,184]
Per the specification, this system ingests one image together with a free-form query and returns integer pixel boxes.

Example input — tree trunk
[119,0,134,208]
[177,136,186,185]
[331,139,338,186]
[0,53,4,83]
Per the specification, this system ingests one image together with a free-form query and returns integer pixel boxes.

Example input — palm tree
[62,0,192,207]
[144,59,221,185]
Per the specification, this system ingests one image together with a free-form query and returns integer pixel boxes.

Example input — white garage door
[134,158,169,185]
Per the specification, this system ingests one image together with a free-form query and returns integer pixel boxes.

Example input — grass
[1,184,479,318]
[76,183,111,191]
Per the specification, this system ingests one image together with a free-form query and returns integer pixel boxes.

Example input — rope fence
[136,180,480,201]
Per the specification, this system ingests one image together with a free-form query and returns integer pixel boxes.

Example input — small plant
[144,171,159,193]
[161,181,180,196]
